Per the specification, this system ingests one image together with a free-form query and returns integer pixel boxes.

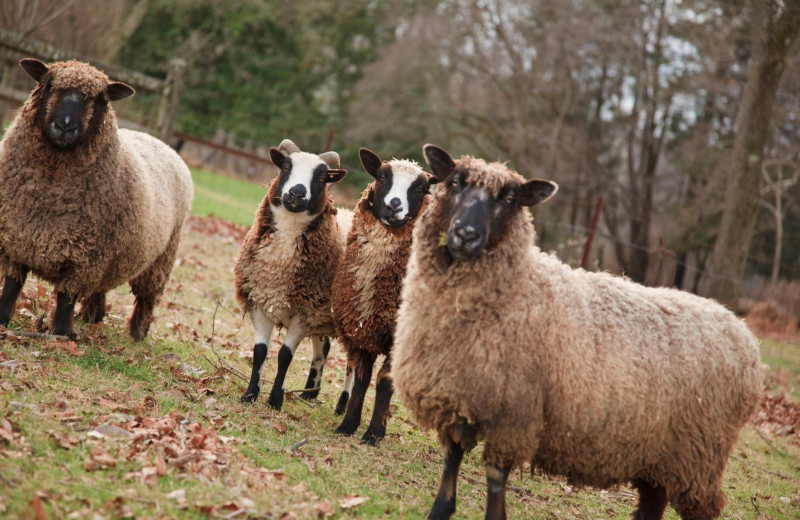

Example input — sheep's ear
[425,173,441,185]
[359,148,383,179]
[423,144,455,182]
[269,147,287,168]
[107,82,135,101]
[19,59,49,83]
[517,179,558,207]
[326,168,348,183]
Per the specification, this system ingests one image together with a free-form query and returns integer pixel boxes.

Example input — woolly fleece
[332,183,426,359]
[0,60,193,301]
[234,177,350,337]
[392,156,762,510]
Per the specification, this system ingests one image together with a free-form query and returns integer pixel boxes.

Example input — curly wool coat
[0,61,192,300]
[392,157,762,507]
[233,177,350,336]
[332,184,427,361]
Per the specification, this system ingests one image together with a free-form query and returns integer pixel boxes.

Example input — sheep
[391,144,763,520]
[0,59,193,339]
[234,139,351,411]
[331,148,436,445]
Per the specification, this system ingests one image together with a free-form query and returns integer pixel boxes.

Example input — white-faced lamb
[391,144,763,520]
[331,148,436,445]
[0,59,193,339]
[234,139,351,410]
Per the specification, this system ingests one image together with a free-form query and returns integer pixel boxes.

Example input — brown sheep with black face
[234,139,352,411]
[331,148,435,445]
[392,144,762,520]
[0,59,193,339]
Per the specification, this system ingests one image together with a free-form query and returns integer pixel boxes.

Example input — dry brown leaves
[185,215,248,244]
[752,393,800,443]
[0,416,31,457]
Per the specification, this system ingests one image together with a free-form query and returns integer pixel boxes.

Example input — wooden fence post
[157,57,186,145]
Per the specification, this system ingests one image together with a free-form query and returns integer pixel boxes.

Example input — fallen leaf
[29,495,48,520]
[339,495,369,509]
[88,424,133,441]
[315,499,335,518]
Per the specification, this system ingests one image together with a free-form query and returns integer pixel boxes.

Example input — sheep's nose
[53,116,77,133]
[454,225,479,243]
[288,185,307,199]
[388,197,402,213]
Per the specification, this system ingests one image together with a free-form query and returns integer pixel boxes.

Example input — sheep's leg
[52,292,77,336]
[334,364,354,415]
[129,225,181,340]
[266,316,305,411]
[240,306,274,404]
[300,336,330,400]
[78,292,106,324]
[484,464,511,520]
[0,267,28,326]
[427,437,465,519]
[334,350,375,436]
[672,481,726,520]
[632,479,668,520]
[361,355,393,446]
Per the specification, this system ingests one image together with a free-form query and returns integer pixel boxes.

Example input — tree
[707,0,800,307]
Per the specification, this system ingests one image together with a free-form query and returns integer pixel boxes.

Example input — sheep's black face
[269,148,347,215]
[360,148,434,227]
[423,144,558,261]
[40,88,94,148]
[20,58,135,150]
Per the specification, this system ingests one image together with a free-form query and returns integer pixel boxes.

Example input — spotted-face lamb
[331,148,435,445]
[391,144,763,520]
[234,139,351,411]
[0,59,193,339]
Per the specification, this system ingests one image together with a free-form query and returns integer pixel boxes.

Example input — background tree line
[1,0,799,307]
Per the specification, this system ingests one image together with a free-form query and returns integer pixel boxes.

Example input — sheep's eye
[449,175,460,188]
[504,191,515,204]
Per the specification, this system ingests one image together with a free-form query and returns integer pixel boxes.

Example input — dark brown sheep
[0,59,193,338]
[331,148,434,445]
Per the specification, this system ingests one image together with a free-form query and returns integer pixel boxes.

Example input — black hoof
[334,392,349,415]
[240,388,259,404]
[334,419,358,436]
[267,389,284,410]
[360,429,384,446]
[427,503,455,520]
[299,389,320,400]
[52,326,73,337]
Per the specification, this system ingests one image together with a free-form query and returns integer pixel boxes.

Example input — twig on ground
[1,329,70,341]
[285,387,320,395]
[754,428,789,457]
[205,300,249,382]
[290,438,308,451]
[731,455,795,480]
[294,396,315,409]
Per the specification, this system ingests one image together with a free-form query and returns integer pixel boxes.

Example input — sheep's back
[0,127,192,295]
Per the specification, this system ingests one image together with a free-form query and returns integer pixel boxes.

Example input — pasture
[0,168,799,519]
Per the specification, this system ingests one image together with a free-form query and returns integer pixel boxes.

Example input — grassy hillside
[190,168,264,226]
[0,168,799,518]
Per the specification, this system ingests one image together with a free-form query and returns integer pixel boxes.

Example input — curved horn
[278,139,301,155]
[319,151,340,168]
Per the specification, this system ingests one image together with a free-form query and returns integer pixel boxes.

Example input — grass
[1,168,799,518]
[190,167,264,226]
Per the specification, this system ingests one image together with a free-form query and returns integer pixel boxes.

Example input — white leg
[266,315,306,410]
[240,306,275,403]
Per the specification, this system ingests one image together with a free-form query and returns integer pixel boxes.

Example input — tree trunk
[707,0,800,307]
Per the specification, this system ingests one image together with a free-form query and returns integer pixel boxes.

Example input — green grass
[1,219,799,519]
[190,167,264,226]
